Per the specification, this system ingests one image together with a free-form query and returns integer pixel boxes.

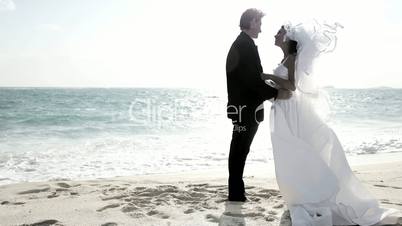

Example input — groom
[226,8,291,202]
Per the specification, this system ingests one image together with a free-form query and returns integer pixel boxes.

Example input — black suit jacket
[226,32,278,125]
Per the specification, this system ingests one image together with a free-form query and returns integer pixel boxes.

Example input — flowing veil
[284,20,344,120]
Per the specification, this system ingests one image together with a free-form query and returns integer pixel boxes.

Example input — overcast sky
[0,0,401,89]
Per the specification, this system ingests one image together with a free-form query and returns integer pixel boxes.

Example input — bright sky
[0,0,401,89]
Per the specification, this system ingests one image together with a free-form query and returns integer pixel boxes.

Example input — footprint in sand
[47,192,59,199]
[107,186,127,192]
[100,223,118,226]
[97,203,121,212]
[56,182,72,188]
[382,201,402,206]
[215,198,227,204]
[256,206,266,212]
[55,188,69,192]
[147,210,159,216]
[46,182,80,198]
[137,188,165,197]
[268,210,278,215]
[265,215,277,222]
[185,183,209,188]
[18,186,50,195]
[189,191,208,199]
[133,202,149,208]
[20,219,61,226]
[199,201,219,210]
[243,212,265,218]
[374,184,402,189]
[147,211,169,219]
[134,186,147,191]
[273,203,284,209]
[252,189,281,199]
[248,196,261,202]
[101,194,128,201]
[205,214,220,223]
[128,212,146,218]
[160,214,170,219]
[188,187,214,193]
[1,201,25,205]
[154,198,169,205]
[121,204,139,213]
[184,208,195,214]
[157,185,179,192]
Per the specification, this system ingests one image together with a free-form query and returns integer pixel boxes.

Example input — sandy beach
[1,152,402,226]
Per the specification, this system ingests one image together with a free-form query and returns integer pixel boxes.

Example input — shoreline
[2,151,402,187]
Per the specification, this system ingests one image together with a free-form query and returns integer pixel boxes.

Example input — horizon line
[0,85,401,90]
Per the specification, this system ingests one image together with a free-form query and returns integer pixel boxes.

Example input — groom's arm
[235,41,278,100]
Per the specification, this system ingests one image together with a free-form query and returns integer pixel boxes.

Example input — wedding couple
[225,8,398,226]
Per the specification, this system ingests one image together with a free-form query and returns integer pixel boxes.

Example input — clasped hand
[260,73,292,100]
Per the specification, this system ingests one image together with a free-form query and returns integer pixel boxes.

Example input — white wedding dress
[268,62,397,226]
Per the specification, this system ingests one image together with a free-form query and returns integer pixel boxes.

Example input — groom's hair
[239,8,265,30]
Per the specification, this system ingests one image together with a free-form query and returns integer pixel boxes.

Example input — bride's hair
[282,25,298,55]
[288,40,298,55]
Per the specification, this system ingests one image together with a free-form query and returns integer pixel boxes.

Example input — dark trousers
[228,122,259,199]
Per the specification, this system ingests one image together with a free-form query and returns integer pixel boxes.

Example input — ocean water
[0,87,401,185]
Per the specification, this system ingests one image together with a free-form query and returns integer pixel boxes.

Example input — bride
[261,21,398,226]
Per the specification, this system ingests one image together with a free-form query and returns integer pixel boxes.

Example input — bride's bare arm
[261,55,296,91]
